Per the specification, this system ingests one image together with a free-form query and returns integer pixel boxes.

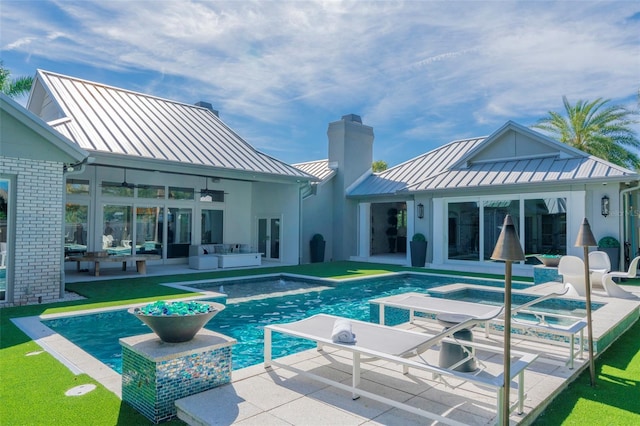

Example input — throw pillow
[203,248,209,255]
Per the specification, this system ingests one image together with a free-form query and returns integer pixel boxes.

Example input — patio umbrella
[575,217,597,387]
[491,214,525,425]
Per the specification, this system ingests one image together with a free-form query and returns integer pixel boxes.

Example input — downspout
[619,183,640,271]
[60,159,91,298]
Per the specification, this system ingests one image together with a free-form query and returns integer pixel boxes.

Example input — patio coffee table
[68,254,160,276]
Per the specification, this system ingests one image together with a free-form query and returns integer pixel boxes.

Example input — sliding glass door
[258,217,280,260]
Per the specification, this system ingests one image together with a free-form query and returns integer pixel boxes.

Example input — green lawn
[1,261,638,425]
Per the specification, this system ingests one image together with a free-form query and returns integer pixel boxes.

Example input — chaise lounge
[371,288,586,368]
[264,312,538,425]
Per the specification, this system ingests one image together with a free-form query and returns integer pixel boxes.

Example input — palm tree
[533,96,640,170]
[0,61,33,98]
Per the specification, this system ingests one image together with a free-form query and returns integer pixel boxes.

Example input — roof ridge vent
[342,114,362,124]
[195,101,219,117]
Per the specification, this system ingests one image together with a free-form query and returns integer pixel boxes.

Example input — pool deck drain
[12,281,640,425]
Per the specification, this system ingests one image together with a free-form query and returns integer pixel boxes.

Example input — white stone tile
[175,383,264,425]
[233,411,293,426]
[266,396,364,426]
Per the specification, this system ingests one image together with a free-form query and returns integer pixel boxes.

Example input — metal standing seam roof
[406,154,635,192]
[348,137,485,196]
[349,131,638,197]
[34,70,312,180]
[292,159,336,183]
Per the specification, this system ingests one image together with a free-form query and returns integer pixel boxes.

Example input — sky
[1,1,639,167]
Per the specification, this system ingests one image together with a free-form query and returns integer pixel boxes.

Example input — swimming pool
[43,273,532,373]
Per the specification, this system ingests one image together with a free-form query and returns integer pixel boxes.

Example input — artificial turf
[0,261,637,425]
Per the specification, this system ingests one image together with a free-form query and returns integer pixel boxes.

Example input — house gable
[457,121,579,167]
[1,94,87,164]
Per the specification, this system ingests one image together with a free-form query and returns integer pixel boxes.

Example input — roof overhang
[88,152,316,185]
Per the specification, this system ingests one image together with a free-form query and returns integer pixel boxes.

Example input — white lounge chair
[372,289,586,369]
[559,255,588,296]
[607,255,640,281]
[601,273,639,299]
[264,313,537,426]
[588,251,611,289]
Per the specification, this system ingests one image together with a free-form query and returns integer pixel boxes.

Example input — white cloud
[2,0,638,164]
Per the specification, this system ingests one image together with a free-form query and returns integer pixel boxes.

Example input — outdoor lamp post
[576,217,598,387]
[491,215,525,425]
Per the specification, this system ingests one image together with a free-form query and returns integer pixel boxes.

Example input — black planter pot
[310,240,326,263]
[410,240,427,267]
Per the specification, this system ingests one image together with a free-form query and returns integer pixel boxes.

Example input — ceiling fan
[102,169,146,189]
[200,177,225,201]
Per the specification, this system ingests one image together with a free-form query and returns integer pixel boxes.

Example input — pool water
[43,274,526,373]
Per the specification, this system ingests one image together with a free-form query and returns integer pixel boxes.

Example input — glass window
[448,202,479,261]
[135,207,163,255]
[103,205,133,254]
[200,190,225,203]
[66,179,90,195]
[167,207,192,258]
[201,209,223,243]
[101,183,133,197]
[138,185,166,199]
[169,187,194,200]
[65,203,88,257]
[483,199,519,260]
[524,198,567,257]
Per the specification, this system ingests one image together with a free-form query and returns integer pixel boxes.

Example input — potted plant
[410,233,428,267]
[310,233,326,263]
[129,300,225,343]
[598,236,620,270]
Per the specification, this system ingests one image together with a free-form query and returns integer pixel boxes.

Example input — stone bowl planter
[535,254,562,267]
[129,300,226,343]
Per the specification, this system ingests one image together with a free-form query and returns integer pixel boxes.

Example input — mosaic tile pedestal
[120,329,236,424]
[533,265,561,285]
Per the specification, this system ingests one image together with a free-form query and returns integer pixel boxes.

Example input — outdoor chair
[264,313,537,425]
[371,289,586,369]
[588,251,611,289]
[607,256,640,281]
[559,255,587,296]
[601,273,639,299]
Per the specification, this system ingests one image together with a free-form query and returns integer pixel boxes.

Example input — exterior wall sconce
[417,203,424,219]
[601,195,610,217]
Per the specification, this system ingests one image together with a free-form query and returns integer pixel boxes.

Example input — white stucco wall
[252,182,302,265]
[301,184,333,263]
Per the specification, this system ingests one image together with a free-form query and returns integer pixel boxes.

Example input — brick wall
[1,156,64,306]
